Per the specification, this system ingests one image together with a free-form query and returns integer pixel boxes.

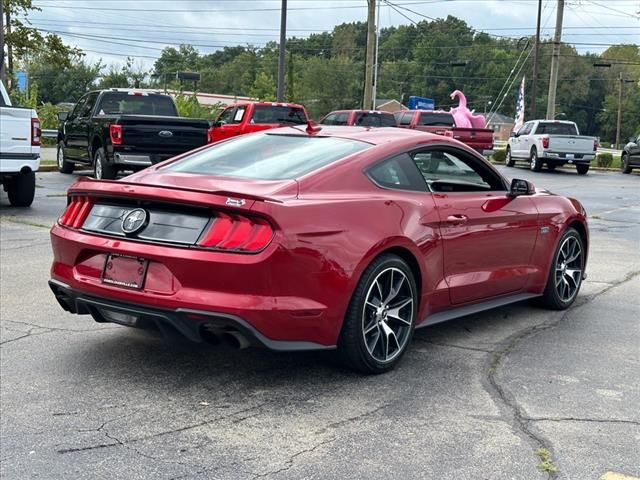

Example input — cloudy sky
[25,0,640,69]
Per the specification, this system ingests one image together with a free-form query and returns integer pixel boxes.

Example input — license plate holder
[566,153,574,159]
[102,254,149,290]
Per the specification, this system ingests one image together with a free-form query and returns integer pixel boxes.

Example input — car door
[214,106,246,141]
[512,122,532,158]
[410,146,539,305]
[628,137,640,161]
[75,92,99,162]
[63,94,89,160]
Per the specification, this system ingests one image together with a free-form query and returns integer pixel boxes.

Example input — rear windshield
[418,112,455,127]
[354,112,397,127]
[165,133,370,180]
[251,106,307,125]
[535,122,578,135]
[96,92,178,116]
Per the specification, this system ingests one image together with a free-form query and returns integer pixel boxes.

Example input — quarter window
[367,153,427,192]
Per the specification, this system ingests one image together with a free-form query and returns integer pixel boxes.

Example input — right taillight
[198,213,274,253]
[59,196,92,229]
[109,124,123,145]
[542,136,550,149]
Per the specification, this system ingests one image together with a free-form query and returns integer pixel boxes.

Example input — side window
[398,112,413,126]
[217,107,236,125]
[411,148,506,192]
[232,107,246,124]
[367,153,427,192]
[78,93,98,118]
[68,94,89,120]
[334,112,349,126]
[380,114,398,127]
[321,113,337,125]
[518,122,533,136]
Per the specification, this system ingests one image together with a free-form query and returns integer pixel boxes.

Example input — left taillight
[542,136,550,149]
[31,117,41,146]
[198,213,274,253]
[59,196,93,229]
[110,124,123,145]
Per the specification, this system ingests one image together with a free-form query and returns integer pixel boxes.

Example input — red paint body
[49,127,588,348]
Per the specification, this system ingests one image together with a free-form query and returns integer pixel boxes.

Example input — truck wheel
[576,164,589,175]
[621,154,632,174]
[7,171,36,207]
[505,147,515,167]
[57,142,75,174]
[530,148,542,172]
[93,147,117,180]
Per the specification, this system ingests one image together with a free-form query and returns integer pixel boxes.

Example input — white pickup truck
[505,120,597,175]
[0,81,41,206]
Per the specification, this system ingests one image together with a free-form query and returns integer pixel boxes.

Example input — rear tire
[93,147,117,180]
[57,142,75,174]
[576,164,589,175]
[338,254,417,374]
[6,170,36,207]
[539,227,585,310]
[505,147,515,167]
[621,154,632,174]
[530,148,542,171]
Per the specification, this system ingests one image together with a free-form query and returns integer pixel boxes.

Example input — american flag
[513,76,525,132]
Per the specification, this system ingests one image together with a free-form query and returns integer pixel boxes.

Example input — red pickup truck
[208,102,309,143]
[320,110,397,127]
[394,110,494,154]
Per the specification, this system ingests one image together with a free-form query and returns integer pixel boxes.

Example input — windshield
[536,122,578,135]
[164,133,371,180]
[96,92,178,116]
[251,106,307,125]
[418,113,455,127]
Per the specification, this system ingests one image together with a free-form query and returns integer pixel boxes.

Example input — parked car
[506,120,597,174]
[621,136,640,174]
[320,110,397,127]
[208,102,309,143]
[49,127,589,373]
[394,110,494,154]
[56,89,210,180]
[0,81,40,206]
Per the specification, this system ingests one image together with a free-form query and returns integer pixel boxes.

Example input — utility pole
[0,0,5,87]
[530,0,542,119]
[615,71,623,149]
[371,0,381,110]
[546,0,564,120]
[363,0,376,110]
[276,0,287,102]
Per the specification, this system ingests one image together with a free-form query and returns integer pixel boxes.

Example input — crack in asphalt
[414,338,495,353]
[0,320,120,346]
[484,269,640,480]
[250,438,337,478]
[524,416,640,426]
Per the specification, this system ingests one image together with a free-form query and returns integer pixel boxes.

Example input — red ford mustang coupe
[49,127,588,373]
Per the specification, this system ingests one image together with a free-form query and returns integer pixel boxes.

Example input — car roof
[265,125,441,146]
[227,101,305,109]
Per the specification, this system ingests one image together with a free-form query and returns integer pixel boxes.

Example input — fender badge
[226,198,246,207]
[540,226,550,235]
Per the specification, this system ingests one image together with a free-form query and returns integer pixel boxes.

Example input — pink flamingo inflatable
[449,90,486,129]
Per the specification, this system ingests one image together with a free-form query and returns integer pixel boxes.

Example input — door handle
[445,214,468,225]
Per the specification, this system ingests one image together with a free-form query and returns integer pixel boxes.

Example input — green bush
[174,94,224,121]
[36,103,67,130]
[596,153,613,168]
[492,149,506,163]
[599,141,611,148]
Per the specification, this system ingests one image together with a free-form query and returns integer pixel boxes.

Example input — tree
[99,57,148,89]
[249,72,276,101]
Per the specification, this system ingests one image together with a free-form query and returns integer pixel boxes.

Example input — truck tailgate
[548,136,595,154]
[0,106,36,156]
[117,115,209,155]
[447,127,494,150]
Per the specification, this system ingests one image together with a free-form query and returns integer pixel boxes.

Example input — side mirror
[510,131,517,138]
[212,120,223,128]
[509,178,535,197]
[57,111,69,121]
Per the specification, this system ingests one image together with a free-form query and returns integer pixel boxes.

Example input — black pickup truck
[56,89,210,179]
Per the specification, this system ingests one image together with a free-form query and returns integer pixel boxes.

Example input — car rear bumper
[49,279,334,351]
[112,152,175,166]
[0,155,40,174]
[542,152,594,163]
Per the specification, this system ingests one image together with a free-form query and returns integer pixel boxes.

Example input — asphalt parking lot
[1,166,638,479]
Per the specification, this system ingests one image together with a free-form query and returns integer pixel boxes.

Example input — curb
[38,165,59,172]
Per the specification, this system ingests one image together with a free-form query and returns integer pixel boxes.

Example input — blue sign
[407,96,435,110]
[16,71,28,92]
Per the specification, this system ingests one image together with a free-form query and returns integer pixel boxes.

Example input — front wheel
[539,227,585,310]
[338,254,417,374]
[6,170,36,207]
[93,147,117,180]
[530,149,542,171]
[505,147,515,167]
[576,164,589,175]
[621,154,632,174]
[57,142,74,174]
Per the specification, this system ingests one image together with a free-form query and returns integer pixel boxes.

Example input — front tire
[6,170,36,207]
[539,228,585,310]
[93,147,117,180]
[621,154,632,174]
[57,142,74,174]
[505,147,515,167]
[530,148,542,171]
[338,254,417,374]
[576,164,589,175]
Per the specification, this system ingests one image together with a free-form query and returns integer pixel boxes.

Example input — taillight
[31,117,41,146]
[542,136,550,149]
[198,213,274,253]
[59,196,92,229]
[110,124,123,145]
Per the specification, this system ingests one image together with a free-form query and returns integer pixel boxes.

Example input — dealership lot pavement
[1,167,638,479]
